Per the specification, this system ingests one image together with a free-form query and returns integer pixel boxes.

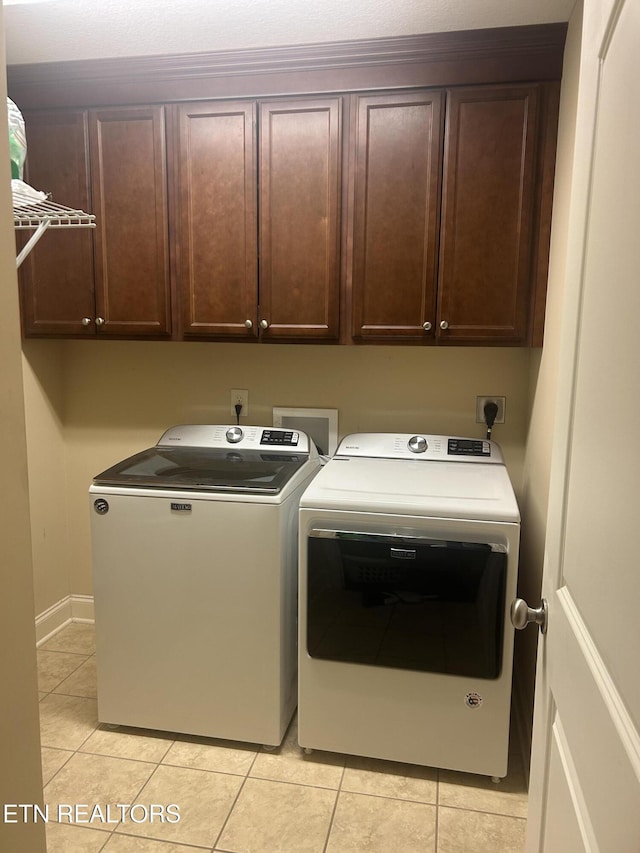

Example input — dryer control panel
[447,438,492,457]
[335,433,503,464]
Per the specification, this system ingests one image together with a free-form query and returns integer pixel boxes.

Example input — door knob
[511,598,548,634]
[81,317,92,326]
[259,319,269,330]
[244,319,253,329]
[95,317,105,327]
[422,321,432,331]
[440,320,449,330]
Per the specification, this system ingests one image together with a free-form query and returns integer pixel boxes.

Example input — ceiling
[4,0,576,65]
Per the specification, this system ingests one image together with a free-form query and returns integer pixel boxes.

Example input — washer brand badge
[171,502,192,512]
[93,499,109,515]
[465,692,483,710]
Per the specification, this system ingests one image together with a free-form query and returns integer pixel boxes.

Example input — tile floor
[37,622,528,852]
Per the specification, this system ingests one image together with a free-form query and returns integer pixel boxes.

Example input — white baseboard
[35,595,94,646]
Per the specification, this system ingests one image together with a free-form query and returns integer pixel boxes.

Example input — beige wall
[66,340,532,597]
[514,0,583,750]
[22,340,70,616]
[0,7,46,850]
[26,339,532,607]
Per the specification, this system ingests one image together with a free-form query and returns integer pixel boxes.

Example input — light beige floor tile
[44,752,157,830]
[103,833,200,851]
[41,622,97,655]
[42,746,74,785]
[37,649,88,692]
[437,806,526,853]
[342,754,437,804]
[438,754,528,818]
[117,764,242,848]
[218,777,336,853]
[162,735,257,776]
[39,693,99,750]
[250,715,344,789]
[54,656,98,698]
[81,725,174,763]
[39,692,48,701]
[329,791,437,852]
[45,820,109,852]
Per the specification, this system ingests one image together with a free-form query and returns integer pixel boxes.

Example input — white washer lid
[300,455,520,523]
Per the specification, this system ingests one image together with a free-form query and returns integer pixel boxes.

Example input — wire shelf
[13,186,96,268]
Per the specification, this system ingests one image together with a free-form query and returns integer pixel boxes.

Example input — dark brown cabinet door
[259,98,341,341]
[437,85,540,344]
[175,101,258,338]
[89,106,171,337]
[19,110,95,336]
[350,91,444,342]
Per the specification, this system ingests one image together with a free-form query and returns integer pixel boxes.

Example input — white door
[526,0,640,850]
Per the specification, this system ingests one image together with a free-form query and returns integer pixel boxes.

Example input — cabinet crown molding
[8,23,567,110]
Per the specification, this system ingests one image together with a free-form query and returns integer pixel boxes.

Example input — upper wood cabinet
[175,96,341,342]
[350,84,549,345]
[89,106,171,337]
[258,98,341,341]
[11,27,565,346]
[19,106,172,338]
[175,101,258,338]
[19,110,95,336]
[350,91,444,342]
[437,85,540,344]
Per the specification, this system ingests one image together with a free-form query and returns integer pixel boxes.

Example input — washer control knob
[226,426,244,444]
[408,435,428,453]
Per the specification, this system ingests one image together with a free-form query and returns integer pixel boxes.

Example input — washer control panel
[260,429,299,446]
[157,424,311,453]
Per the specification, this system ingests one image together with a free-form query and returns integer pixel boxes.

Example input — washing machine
[90,424,321,747]
[298,432,520,778]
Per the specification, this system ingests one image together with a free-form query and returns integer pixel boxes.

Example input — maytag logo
[390,547,416,560]
[171,503,192,512]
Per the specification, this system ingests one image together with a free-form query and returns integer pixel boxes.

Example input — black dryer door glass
[307,530,507,679]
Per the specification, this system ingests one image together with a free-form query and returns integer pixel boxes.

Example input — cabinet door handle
[95,317,105,327]
[422,321,432,331]
[259,319,269,330]
[81,317,92,326]
[244,319,253,329]
[440,320,449,330]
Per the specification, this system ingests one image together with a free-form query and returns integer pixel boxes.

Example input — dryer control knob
[408,435,428,453]
[226,426,244,444]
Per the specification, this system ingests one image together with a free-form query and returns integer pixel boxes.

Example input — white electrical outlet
[475,396,506,424]
[230,389,249,418]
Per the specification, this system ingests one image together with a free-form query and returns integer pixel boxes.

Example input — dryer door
[306,530,507,679]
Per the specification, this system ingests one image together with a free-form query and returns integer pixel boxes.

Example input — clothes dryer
[298,433,520,778]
